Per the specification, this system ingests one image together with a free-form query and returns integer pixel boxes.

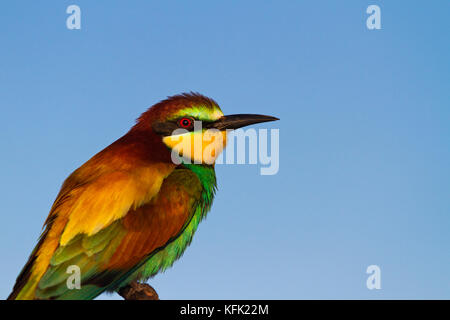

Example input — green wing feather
[35,221,126,299]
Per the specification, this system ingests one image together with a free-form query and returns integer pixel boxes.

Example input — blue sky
[1,1,449,299]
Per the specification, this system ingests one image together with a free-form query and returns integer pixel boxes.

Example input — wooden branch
[118,281,159,300]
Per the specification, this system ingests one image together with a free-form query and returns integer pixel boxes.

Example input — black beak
[208,114,279,130]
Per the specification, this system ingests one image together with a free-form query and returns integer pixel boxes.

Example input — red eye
[178,117,193,128]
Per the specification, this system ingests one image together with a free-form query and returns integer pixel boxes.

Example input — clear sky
[1,1,449,299]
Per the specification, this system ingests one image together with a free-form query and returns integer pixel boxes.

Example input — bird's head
[133,92,278,164]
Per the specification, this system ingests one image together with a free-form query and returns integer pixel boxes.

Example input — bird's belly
[113,165,216,285]
[104,183,197,270]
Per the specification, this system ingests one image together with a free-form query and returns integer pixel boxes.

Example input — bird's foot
[118,281,159,300]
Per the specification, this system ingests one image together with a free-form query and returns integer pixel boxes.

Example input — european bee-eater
[8,93,278,300]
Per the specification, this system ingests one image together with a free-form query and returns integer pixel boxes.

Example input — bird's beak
[208,114,279,130]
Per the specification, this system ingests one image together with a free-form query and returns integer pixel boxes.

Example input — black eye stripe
[153,117,214,136]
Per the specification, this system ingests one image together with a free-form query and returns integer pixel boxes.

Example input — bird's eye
[178,117,194,129]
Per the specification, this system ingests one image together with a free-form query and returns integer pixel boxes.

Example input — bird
[8,92,278,300]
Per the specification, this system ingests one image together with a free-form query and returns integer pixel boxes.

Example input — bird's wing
[8,162,188,300]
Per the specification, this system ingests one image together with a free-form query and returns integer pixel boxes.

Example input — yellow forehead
[170,105,224,122]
